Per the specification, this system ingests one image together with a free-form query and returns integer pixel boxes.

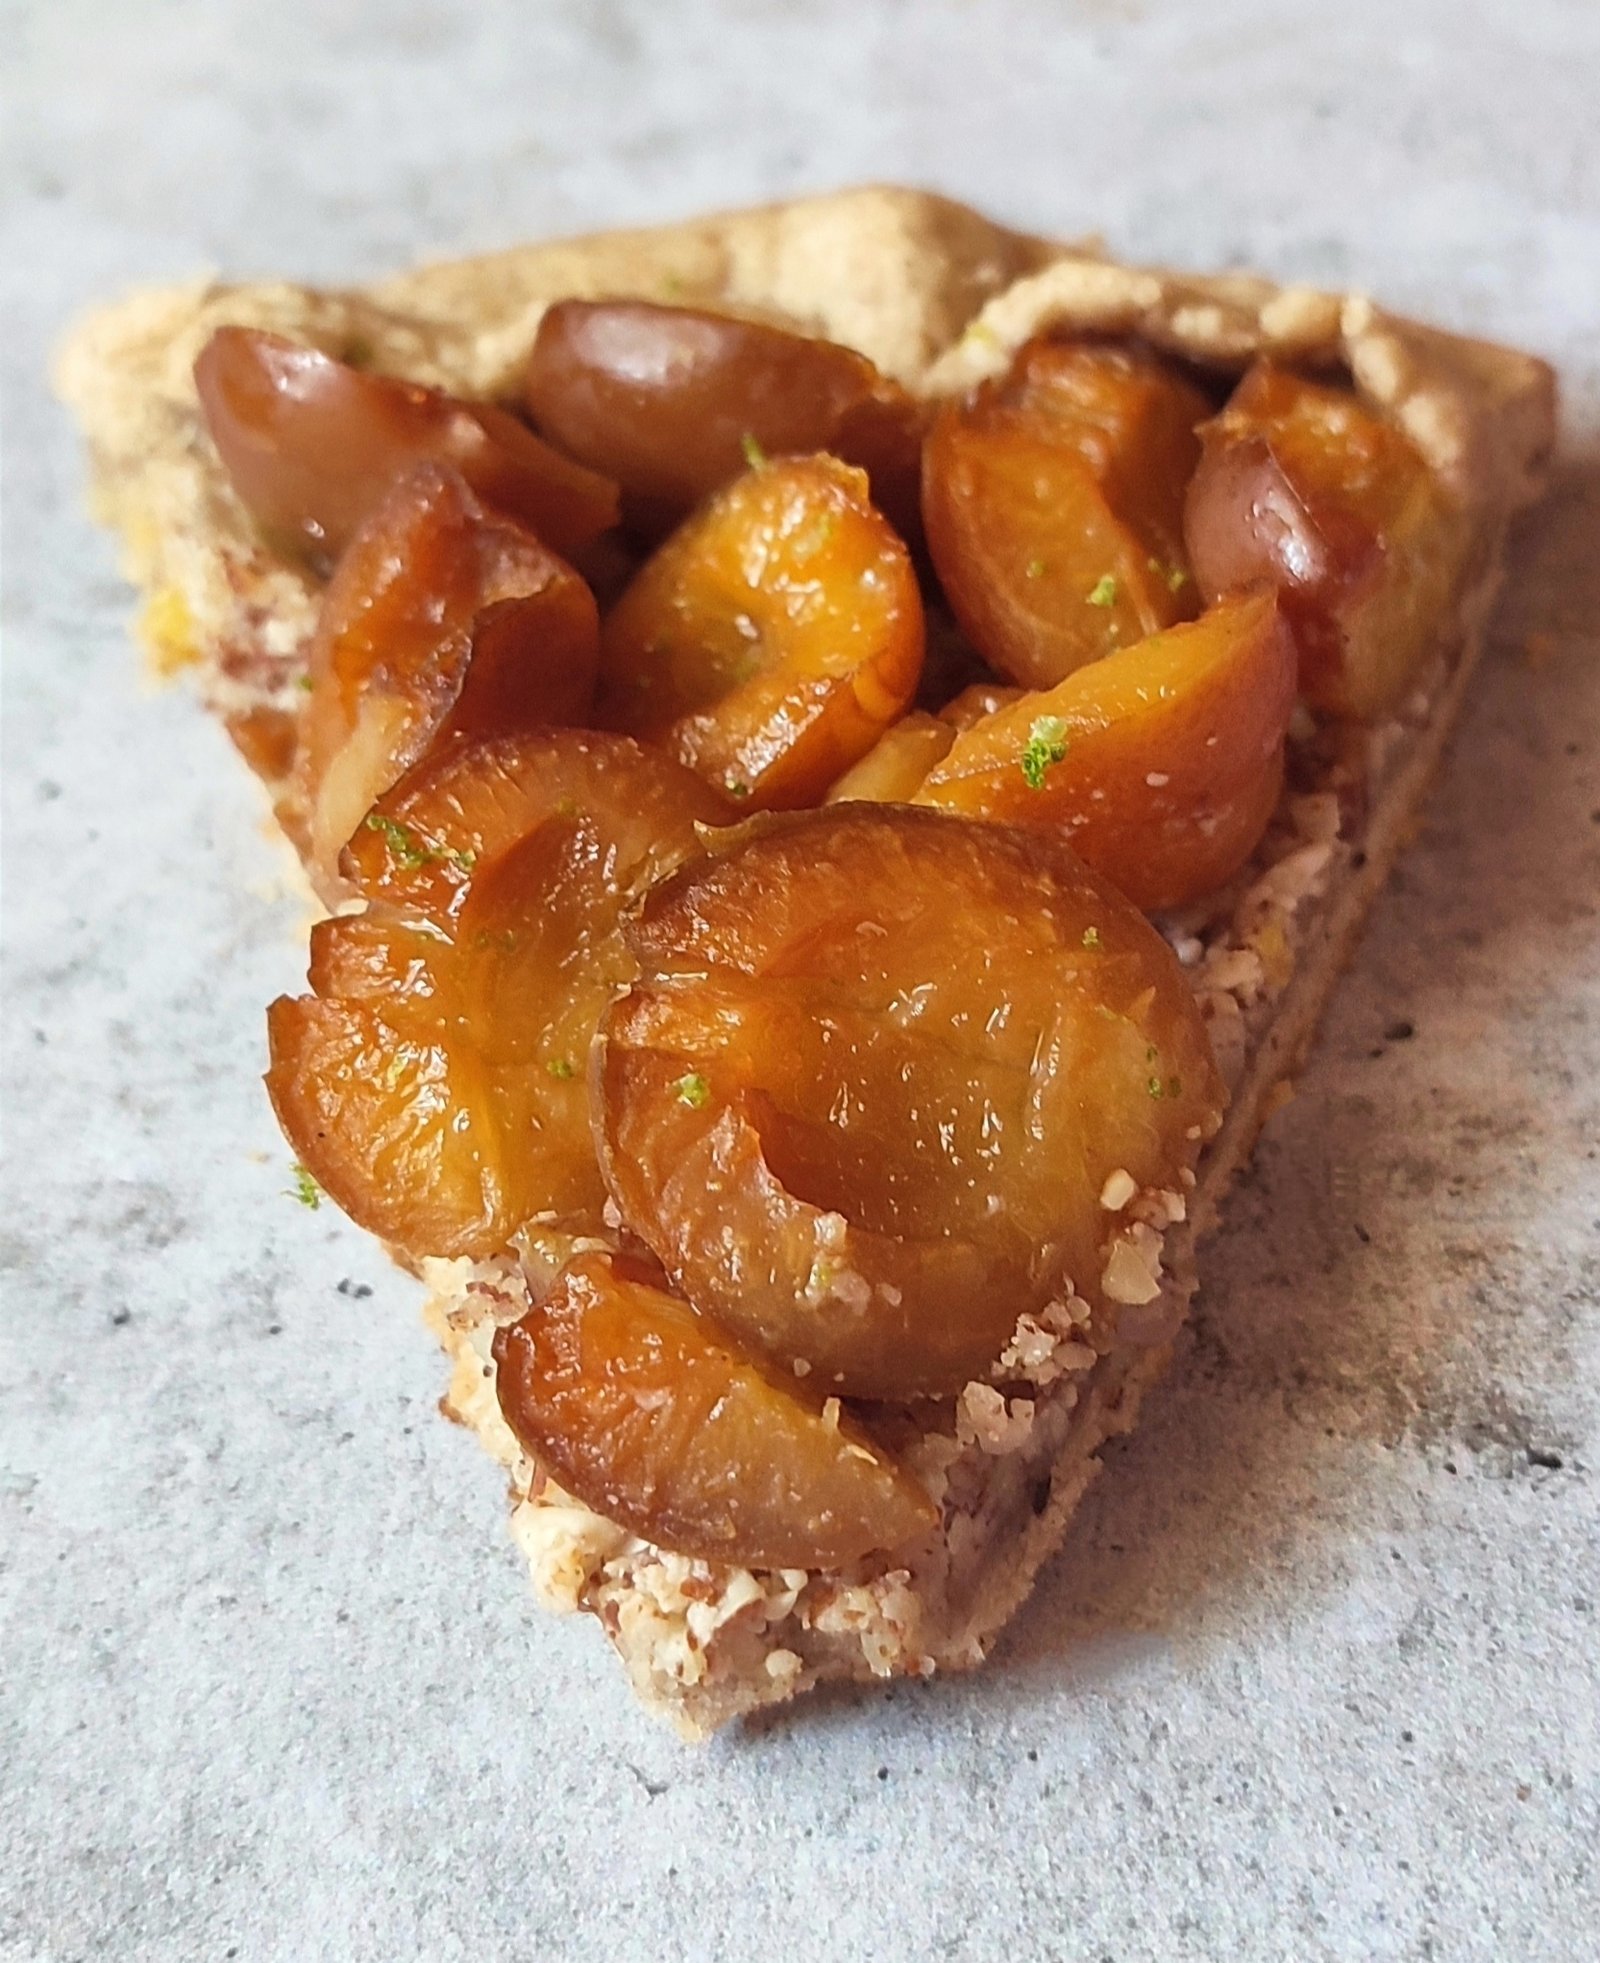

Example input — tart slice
[56,187,1554,1737]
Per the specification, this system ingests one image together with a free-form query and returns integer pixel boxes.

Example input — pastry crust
[56,187,1555,1737]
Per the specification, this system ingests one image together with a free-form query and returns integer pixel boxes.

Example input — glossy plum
[493,1250,938,1569]
[922,340,1209,689]
[599,454,924,808]
[267,730,723,1258]
[1184,362,1463,719]
[525,300,924,537]
[917,594,1297,909]
[195,326,618,565]
[596,805,1224,1398]
[296,465,599,889]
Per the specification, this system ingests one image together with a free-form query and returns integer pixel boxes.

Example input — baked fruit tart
[57,188,1554,1736]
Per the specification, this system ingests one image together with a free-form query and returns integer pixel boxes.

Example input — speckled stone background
[3,3,1597,1958]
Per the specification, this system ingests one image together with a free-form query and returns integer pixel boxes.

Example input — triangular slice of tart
[57,187,1554,1737]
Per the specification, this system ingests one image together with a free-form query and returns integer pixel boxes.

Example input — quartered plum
[1184,361,1463,720]
[296,464,600,887]
[824,712,953,804]
[195,326,619,565]
[922,340,1210,690]
[524,300,925,537]
[596,805,1224,1399]
[492,1249,937,1570]
[917,594,1297,910]
[598,454,925,809]
[267,729,723,1259]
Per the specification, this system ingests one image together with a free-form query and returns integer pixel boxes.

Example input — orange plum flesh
[493,1249,938,1570]
[917,594,1297,911]
[267,729,723,1259]
[922,340,1211,690]
[600,453,925,809]
[597,805,1224,1400]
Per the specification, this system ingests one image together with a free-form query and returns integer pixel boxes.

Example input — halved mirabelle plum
[598,454,925,808]
[997,340,1211,574]
[493,1249,937,1569]
[195,326,619,565]
[267,729,724,1258]
[824,712,953,803]
[296,465,600,889]
[525,300,925,538]
[916,595,1297,911]
[596,805,1224,1399]
[1184,361,1464,719]
[922,340,1210,690]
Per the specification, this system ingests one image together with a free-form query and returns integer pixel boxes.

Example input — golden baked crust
[55,187,1555,1737]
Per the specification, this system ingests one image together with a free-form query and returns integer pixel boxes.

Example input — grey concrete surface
[2,3,1596,1958]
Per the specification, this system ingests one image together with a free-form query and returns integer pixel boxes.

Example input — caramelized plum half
[525,300,924,537]
[267,729,723,1258]
[1184,362,1463,719]
[917,595,1297,910]
[195,326,619,565]
[493,1250,937,1569]
[296,465,599,888]
[599,454,924,808]
[824,712,953,803]
[922,341,1209,690]
[996,340,1210,572]
[597,806,1223,1398]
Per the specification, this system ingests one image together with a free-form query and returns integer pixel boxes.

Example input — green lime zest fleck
[546,1056,577,1081]
[363,812,428,869]
[1081,926,1102,950]
[1087,573,1119,609]
[1147,1076,1165,1099]
[725,778,752,799]
[1147,554,1190,593]
[1025,558,1047,580]
[740,431,768,468]
[1019,715,1070,791]
[288,1163,321,1210]
[296,673,315,693]
[363,812,473,871]
[672,1072,711,1108]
